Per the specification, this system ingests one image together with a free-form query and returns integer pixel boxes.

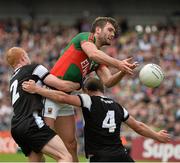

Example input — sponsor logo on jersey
[81,59,90,77]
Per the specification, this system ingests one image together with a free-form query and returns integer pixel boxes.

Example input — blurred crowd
[0,18,179,153]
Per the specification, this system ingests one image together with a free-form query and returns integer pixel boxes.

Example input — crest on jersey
[48,107,53,114]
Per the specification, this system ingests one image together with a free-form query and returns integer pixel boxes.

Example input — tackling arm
[22,80,81,107]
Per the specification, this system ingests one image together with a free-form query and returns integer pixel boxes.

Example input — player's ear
[20,53,25,60]
[95,26,101,34]
[21,53,29,64]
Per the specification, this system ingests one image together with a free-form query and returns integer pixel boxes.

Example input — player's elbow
[102,78,113,88]
[104,82,111,88]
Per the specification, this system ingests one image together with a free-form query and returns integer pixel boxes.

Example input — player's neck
[14,63,26,71]
[94,34,102,49]
[88,91,103,96]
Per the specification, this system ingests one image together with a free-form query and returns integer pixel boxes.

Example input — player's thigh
[41,135,70,160]
[55,115,76,141]
[44,117,55,129]
[44,98,59,129]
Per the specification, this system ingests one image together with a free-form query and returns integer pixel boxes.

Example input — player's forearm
[51,80,79,92]
[135,122,159,141]
[34,86,67,103]
[60,80,80,92]
[44,74,79,92]
[90,50,120,69]
[34,86,81,107]
[82,42,120,68]
[104,71,126,88]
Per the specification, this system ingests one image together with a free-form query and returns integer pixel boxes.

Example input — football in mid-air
[139,63,164,88]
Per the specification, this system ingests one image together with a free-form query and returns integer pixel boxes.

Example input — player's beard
[100,35,111,46]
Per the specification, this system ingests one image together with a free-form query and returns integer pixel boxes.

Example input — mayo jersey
[50,32,100,83]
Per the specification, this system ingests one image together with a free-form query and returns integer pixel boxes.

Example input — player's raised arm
[96,61,138,88]
[22,80,81,107]
[96,65,126,88]
[81,41,134,75]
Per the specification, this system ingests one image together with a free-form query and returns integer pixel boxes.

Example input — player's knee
[65,138,77,151]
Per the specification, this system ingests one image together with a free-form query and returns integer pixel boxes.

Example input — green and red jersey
[50,32,100,83]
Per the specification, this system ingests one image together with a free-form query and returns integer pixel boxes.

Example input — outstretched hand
[118,57,139,75]
[22,80,37,94]
[157,130,171,143]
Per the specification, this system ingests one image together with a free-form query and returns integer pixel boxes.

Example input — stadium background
[0,0,179,162]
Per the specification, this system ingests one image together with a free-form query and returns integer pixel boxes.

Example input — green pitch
[0,153,165,162]
[0,153,88,162]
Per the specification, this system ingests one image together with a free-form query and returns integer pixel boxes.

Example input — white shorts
[44,98,75,119]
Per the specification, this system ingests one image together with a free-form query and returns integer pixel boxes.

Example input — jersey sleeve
[78,94,92,111]
[122,107,129,121]
[32,64,49,81]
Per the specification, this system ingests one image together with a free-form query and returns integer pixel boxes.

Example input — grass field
[0,153,88,162]
[1,153,178,162]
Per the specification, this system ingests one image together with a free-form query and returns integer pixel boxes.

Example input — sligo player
[6,47,79,162]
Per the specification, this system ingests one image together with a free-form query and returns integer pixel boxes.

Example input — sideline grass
[0,153,88,162]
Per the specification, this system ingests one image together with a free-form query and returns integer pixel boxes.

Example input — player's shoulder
[24,63,39,69]
[100,96,125,110]
[74,32,95,42]
[76,32,90,37]
[13,64,35,74]
[100,96,114,102]
[10,64,37,81]
[21,63,46,74]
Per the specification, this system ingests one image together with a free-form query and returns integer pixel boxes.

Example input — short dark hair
[91,16,119,36]
[83,77,104,93]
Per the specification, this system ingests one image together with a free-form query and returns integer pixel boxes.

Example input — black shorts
[89,150,134,162]
[11,117,56,156]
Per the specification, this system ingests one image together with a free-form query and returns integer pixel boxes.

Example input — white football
[139,63,164,88]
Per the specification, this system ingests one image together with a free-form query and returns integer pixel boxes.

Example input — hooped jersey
[9,64,49,128]
[78,94,129,157]
[50,32,100,83]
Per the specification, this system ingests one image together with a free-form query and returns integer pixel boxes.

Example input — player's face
[22,52,31,65]
[99,22,115,45]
